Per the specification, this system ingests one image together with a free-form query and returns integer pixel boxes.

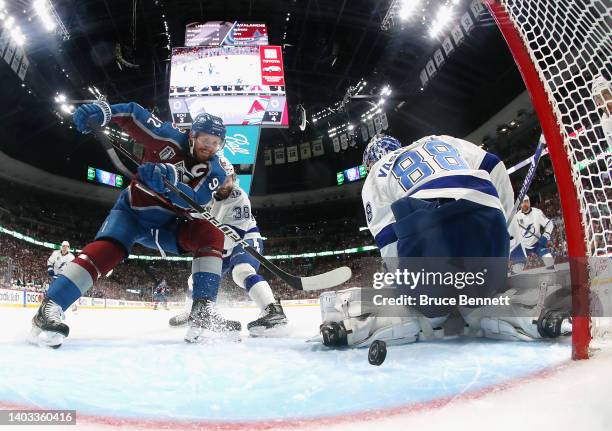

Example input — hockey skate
[247,302,289,337]
[169,310,190,327]
[28,296,69,348]
[184,298,241,343]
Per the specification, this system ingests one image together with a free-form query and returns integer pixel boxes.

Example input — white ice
[0,305,611,430]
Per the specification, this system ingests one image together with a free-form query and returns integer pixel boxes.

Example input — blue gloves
[73,104,105,134]
[538,234,550,248]
[47,267,55,277]
[137,163,178,195]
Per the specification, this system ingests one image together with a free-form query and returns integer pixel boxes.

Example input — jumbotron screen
[336,165,367,185]
[185,21,269,47]
[87,167,124,188]
[169,46,285,97]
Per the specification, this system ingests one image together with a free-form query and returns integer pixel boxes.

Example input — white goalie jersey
[208,186,261,255]
[362,135,514,257]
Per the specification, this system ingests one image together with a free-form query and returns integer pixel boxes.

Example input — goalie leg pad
[347,316,422,347]
[460,283,570,341]
[320,288,447,347]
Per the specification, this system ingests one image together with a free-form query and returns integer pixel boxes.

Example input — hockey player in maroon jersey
[30,101,239,347]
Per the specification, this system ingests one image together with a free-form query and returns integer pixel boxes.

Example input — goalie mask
[189,113,227,157]
[363,134,402,172]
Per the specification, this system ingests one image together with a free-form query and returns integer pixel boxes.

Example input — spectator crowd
[0,159,596,304]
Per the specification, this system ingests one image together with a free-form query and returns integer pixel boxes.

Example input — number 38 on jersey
[390,140,468,191]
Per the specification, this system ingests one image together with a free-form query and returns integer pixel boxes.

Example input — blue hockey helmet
[189,113,226,155]
[363,134,402,171]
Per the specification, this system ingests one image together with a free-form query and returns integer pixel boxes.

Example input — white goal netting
[491,0,612,348]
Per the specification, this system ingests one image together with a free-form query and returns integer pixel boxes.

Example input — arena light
[430,4,454,38]
[54,93,66,103]
[398,0,421,20]
[59,104,73,114]
[34,0,56,31]
[10,26,26,45]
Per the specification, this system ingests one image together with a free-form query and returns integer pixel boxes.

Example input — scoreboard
[168,21,289,194]
[169,45,288,127]
[185,22,269,47]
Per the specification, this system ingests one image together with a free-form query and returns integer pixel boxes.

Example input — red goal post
[484,0,611,359]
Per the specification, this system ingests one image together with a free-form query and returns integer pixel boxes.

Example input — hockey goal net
[484,0,612,359]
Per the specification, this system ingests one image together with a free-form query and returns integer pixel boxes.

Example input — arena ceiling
[0,0,527,193]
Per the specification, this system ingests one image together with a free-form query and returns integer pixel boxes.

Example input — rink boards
[0,288,319,310]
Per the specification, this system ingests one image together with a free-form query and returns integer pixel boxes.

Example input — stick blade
[300,266,352,291]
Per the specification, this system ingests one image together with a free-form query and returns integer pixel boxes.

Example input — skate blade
[27,327,65,349]
[184,327,241,344]
[248,323,290,338]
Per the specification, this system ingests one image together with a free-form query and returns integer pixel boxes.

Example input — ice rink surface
[1,305,611,430]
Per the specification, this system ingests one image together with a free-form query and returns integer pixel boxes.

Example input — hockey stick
[102,138,351,291]
[506,133,546,227]
[64,99,134,178]
[516,220,554,243]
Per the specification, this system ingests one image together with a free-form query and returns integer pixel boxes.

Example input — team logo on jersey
[159,146,176,161]
[522,223,535,238]
[190,162,210,177]
[366,202,373,223]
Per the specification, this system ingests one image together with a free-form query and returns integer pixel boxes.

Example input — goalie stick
[507,133,546,227]
[90,126,352,291]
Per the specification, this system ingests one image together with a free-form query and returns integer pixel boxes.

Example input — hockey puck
[368,340,387,366]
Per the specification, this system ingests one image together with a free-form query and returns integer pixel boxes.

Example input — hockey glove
[137,163,178,195]
[73,102,111,134]
[47,267,55,277]
[538,235,549,248]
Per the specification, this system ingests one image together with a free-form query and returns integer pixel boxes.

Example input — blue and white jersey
[47,250,75,277]
[514,207,553,249]
[362,135,514,257]
[208,186,261,256]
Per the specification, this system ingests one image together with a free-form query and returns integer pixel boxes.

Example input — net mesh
[497,0,612,339]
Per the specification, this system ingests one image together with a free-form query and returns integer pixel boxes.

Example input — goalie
[319,134,571,348]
